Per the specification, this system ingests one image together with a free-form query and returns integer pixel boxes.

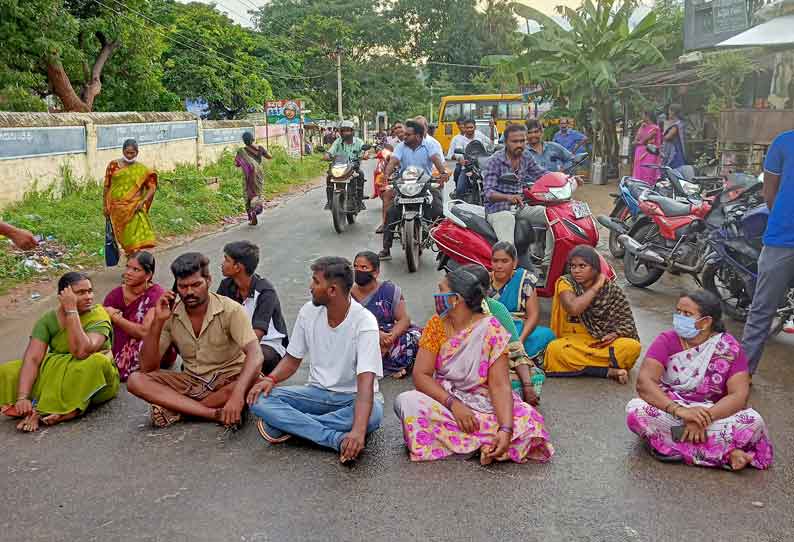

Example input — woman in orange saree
[103,139,158,256]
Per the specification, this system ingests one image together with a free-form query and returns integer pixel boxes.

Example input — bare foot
[16,412,40,432]
[479,450,494,466]
[607,368,629,385]
[728,449,753,471]
[390,368,408,379]
[41,410,80,426]
[521,385,540,406]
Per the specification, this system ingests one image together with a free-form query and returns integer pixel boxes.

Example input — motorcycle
[451,140,493,206]
[390,165,441,273]
[326,145,371,234]
[431,157,605,297]
[618,172,764,289]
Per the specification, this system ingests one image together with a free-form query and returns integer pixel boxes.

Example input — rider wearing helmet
[324,121,369,210]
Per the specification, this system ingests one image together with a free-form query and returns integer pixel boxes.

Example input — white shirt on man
[446,131,491,159]
[286,300,382,394]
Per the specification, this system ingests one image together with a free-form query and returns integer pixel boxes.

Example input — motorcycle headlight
[547,183,573,200]
[331,165,348,177]
[401,166,423,182]
[398,182,424,197]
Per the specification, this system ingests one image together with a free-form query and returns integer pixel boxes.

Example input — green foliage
[697,50,761,112]
[0,149,325,292]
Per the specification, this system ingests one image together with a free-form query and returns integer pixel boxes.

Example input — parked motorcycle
[327,145,371,234]
[432,161,605,298]
[618,172,764,289]
[390,165,441,273]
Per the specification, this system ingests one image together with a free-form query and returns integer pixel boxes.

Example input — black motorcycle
[390,166,440,272]
[451,140,492,206]
[327,145,370,234]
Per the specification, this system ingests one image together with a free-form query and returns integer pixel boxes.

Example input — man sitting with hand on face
[248,256,383,464]
[127,252,264,429]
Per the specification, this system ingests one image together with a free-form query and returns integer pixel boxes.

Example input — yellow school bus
[436,94,530,153]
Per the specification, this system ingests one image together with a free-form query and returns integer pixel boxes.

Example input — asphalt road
[1,161,793,542]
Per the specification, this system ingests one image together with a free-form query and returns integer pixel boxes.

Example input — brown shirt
[158,292,257,378]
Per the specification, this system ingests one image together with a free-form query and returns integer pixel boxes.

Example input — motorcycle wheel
[405,219,421,273]
[623,222,665,288]
[331,191,347,234]
[701,262,751,322]
[608,203,630,259]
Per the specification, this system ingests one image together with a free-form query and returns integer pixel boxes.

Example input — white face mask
[122,155,136,163]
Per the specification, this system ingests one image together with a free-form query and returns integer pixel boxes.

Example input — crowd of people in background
[1,114,790,474]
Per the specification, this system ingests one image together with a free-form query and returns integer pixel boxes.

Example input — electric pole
[335,44,343,121]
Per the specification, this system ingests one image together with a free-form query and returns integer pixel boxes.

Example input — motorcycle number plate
[397,197,426,204]
[572,201,591,219]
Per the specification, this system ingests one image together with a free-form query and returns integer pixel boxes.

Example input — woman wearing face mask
[351,251,421,378]
[626,290,773,471]
[545,245,641,383]
[103,139,158,256]
[103,251,175,381]
[393,266,553,464]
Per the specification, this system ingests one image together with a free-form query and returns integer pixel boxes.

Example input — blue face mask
[433,292,457,317]
[673,313,702,339]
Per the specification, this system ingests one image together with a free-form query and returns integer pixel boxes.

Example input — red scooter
[431,169,606,297]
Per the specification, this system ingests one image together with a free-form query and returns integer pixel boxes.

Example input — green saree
[0,305,119,415]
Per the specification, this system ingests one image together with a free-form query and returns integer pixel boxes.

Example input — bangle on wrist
[65,309,79,315]
[443,395,456,410]
[497,425,514,434]
[264,374,278,385]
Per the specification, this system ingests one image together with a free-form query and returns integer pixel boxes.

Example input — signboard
[684,0,750,50]
[286,124,302,157]
[266,99,304,125]
[96,121,198,150]
[0,126,86,161]
[203,127,254,145]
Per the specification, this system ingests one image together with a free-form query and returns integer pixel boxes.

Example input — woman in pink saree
[394,266,554,464]
[626,290,773,471]
[631,111,662,185]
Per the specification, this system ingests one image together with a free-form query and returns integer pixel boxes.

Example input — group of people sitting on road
[0,235,773,471]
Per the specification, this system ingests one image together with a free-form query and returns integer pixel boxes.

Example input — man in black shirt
[217,241,289,374]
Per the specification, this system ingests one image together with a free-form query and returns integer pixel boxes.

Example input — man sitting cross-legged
[127,252,264,429]
[247,256,383,463]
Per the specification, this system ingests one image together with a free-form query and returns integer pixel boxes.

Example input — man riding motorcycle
[525,119,574,172]
[447,118,492,198]
[379,119,449,260]
[483,124,554,273]
[323,120,369,211]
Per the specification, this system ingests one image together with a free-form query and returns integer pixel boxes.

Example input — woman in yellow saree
[103,139,157,256]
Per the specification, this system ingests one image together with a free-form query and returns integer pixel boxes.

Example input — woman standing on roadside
[235,132,272,226]
[103,139,158,256]
[632,110,662,185]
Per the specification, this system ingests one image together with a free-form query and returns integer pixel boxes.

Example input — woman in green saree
[104,139,158,256]
[0,272,119,432]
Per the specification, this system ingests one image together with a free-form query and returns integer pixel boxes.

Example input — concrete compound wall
[0,112,290,207]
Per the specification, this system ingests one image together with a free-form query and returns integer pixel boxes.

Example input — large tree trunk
[46,32,119,112]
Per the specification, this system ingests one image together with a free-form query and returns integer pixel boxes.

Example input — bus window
[506,101,529,120]
[442,103,461,122]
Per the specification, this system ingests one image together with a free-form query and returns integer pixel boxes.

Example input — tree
[158,2,274,119]
[510,0,665,164]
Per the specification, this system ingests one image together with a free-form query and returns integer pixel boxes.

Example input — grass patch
[0,148,325,293]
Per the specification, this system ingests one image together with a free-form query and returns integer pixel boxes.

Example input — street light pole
[336,44,343,120]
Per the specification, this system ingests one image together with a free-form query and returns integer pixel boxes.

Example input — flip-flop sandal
[1,404,21,417]
[256,418,291,444]
[150,405,182,428]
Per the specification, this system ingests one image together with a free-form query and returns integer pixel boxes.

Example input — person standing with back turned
[741,129,794,375]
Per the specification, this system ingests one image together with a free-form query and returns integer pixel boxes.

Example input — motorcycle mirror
[361,144,372,151]
[645,144,660,156]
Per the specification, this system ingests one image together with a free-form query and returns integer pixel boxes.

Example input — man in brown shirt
[128,252,263,428]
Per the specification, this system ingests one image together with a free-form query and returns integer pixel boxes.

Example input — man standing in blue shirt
[742,129,794,374]
[526,119,574,172]
[553,117,588,154]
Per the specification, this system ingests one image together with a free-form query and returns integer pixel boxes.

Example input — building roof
[716,14,794,47]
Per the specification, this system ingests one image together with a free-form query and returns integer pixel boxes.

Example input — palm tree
[507,0,665,165]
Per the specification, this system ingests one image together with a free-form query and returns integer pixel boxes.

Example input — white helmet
[339,120,355,130]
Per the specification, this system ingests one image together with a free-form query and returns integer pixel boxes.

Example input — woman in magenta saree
[626,290,773,471]
[631,111,662,185]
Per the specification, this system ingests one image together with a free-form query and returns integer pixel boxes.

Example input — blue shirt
[393,140,443,175]
[763,130,794,247]
[553,129,586,152]
[482,149,547,214]
[526,142,573,172]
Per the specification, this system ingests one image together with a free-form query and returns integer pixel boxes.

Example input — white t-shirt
[287,300,382,394]
[446,131,491,159]
[241,291,287,357]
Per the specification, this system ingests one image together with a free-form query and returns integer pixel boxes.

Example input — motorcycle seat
[450,205,498,244]
[644,194,692,217]
[624,179,650,199]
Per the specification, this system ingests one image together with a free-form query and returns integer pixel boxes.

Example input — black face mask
[354,270,375,286]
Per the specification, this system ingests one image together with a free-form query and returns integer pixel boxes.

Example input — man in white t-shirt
[247,256,383,463]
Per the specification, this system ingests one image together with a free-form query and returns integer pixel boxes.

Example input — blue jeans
[250,385,383,451]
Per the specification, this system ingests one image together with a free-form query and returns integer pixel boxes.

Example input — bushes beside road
[0,148,325,293]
